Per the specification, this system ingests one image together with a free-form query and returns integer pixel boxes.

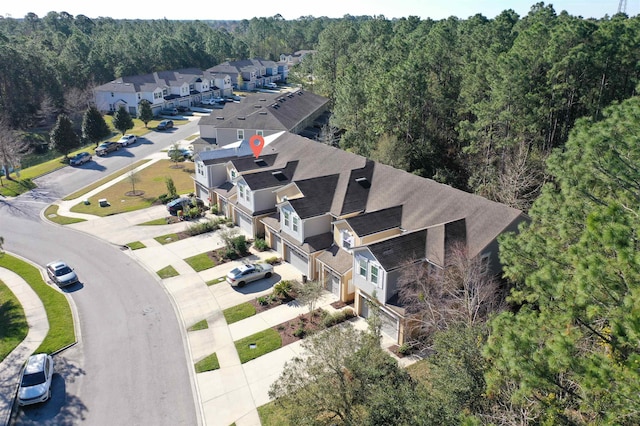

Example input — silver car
[18,353,54,406]
[46,260,79,287]
[226,263,274,287]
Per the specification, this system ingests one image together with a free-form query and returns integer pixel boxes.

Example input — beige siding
[360,228,402,245]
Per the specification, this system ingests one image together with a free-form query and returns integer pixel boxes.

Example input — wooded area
[2,3,640,424]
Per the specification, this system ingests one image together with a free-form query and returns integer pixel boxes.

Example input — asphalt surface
[1,118,202,425]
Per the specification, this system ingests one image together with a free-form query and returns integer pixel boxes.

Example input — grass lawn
[223,302,256,325]
[187,319,208,332]
[126,241,146,250]
[137,218,169,226]
[69,160,194,216]
[0,177,37,197]
[184,253,216,272]
[235,328,282,364]
[258,401,292,426]
[156,265,179,278]
[0,254,75,356]
[206,277,226,286]
[43,205,87,225]
[154,233,180,244]
[63,160,151,200]
[0,279,29,362]
[195,352,220,373]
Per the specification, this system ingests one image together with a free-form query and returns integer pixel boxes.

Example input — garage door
[271,233,281,253]
[360,295,399,341]
[326,272,340,297]
[196,185,209,205]
[285,244,308,275]
[236,211,253,236]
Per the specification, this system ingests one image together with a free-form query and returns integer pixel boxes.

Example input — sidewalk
[0,266,49,426]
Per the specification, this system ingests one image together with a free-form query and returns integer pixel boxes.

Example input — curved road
[1,119,201,425]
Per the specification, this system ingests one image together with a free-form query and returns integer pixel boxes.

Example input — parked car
[116,134,137,146]
[160,108,178,116]
[265,82,278,89]
[69,152,92,166]
[176,105,190,112]
[200,99,216,105]
[95,141,119,156]
[166,196,204,215]
[46,260,79,287]
[18,353,54,406]
[226,263,274,287]
[157,120,174,130]
[167,147,193,160]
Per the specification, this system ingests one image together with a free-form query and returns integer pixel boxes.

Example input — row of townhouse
[93,57,291,117]
[193,132,527,344]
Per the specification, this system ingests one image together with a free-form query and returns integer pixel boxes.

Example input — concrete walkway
[0,265,50,426]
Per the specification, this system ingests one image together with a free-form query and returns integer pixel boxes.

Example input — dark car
[176,105,190,112]
[166,197,204,215]
[69,152,92,166]
[157,120,174,130]
[95,141,119,156]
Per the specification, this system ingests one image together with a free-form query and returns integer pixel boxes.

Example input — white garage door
[236,211,253,236]
[360,295,399,341]
[326,272,340,297]
[196,186,209,205]
[271,233,281,253]
[285,245,308,275]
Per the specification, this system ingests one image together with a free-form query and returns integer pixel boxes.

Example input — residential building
[193,132,527,344]
[191,89,330,151]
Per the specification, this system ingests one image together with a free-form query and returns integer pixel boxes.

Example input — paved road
[1,118,201,425]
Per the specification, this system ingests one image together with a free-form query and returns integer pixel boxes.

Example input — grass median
[0,279,28,361]
[0,254,75,357]
[235,328,282,363]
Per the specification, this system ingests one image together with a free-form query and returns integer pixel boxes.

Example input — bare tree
[0,118,32,180]
[398,242,504,345]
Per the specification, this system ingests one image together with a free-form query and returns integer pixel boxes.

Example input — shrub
[257,296,269,306]
[186,218,220,236]
[158,193,169,204]
[322,309,356,328]
[398,343,412,356]
[210,204,219,215]
[232,235,247,255]
[293,327,306,338]
[264,256,281,265]
[273,280,292,298]
[254,238,269,251]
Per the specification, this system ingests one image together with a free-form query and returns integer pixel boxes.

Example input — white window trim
[358,257,367,277]
[292,215,299,232]
[370,264,380,287]
[237,129,245,140]
[283,210,290,228]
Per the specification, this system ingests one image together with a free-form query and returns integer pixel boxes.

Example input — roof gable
[288,174,340,219]
[346,205,403,237]
[242,161,298,190]
[364,230,427,271]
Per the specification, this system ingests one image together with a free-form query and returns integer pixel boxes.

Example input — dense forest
[2,3,640,423]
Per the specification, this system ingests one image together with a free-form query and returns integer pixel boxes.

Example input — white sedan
[117,134,137,146]
[226,263,274,287]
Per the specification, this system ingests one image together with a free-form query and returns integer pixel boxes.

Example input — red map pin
[249,134,265,158]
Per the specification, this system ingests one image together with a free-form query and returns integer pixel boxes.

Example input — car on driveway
[69,152,92,166]
[18,353,54,406]
[167,146,193,161]
[157,120,174,130]
[226,263,274,287]
[116,134,137,147]
[265,82,278,89]
[166,196,204,215]
[95,141,119,156]
[46,260,79,287]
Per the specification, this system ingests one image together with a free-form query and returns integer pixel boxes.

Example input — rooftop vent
[254,105,262,108]
[259,111,267,115]
[254,159,268,167]
[287,94,294,98]
[272,171,287,181]
[238,116,246,120]
[216,116,224,120]
[355,177,371,188]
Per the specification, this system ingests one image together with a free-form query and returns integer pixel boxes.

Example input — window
[111,92,114,97]
[292,216,299,232]
[197,162,204,175]
[358,258,367,277]
[284,211,290,227]
[257,130,264,137]
[238,184,245,199]
[342,230,353,249]
[230,169,237,179]
[237,129,245,140]
[370,264,379,285]
[480,253,491,274]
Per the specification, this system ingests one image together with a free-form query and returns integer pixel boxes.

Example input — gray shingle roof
[346,205,403,237]
[288,174,339,219]
[366,230,428,271]
[242,161,298,190]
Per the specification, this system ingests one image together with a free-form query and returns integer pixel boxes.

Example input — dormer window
[284,211,290,227]
[342,230,353,249]
[292,216,299,232]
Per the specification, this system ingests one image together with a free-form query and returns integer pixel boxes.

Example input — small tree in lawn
[168,142,183,167]
[127,170,141,196]
[50,114,80,159]
[138,100,153,128]
[165,176,177,199]
[82,105,111,147]
[294,279,325,322]
[0,236,4,255]
[113,106,134,136]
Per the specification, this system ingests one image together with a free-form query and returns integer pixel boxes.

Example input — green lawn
[156,265,179,278]
[154,233,180,244]
[137,218,169,226]
[184,253,216,272]
[126,241,146,250]
[223,302,256,325]
[235,328,282,363]
[187,319,209,332]
[195,352,220,373]
[63,160,151,200]
[43,205,87,225]
[0,279,28,361]
[69,160,194,216]
[258,401,292,426]
[206,277,226,286]
[0,254,75,356]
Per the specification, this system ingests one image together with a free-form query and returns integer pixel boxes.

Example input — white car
[117,134,137,146]
[46,260,79,287]
[226,263,274,287]
[18,353,54,406]
[265,82,278,89]
[200,99,216,105]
